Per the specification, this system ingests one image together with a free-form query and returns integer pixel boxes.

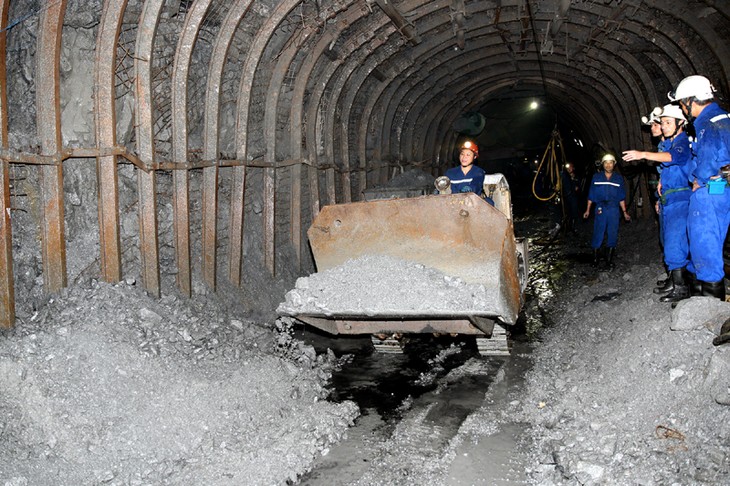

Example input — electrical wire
[532,129,568,208]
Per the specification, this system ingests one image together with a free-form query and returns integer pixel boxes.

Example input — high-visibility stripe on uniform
[450,178,473,184]
[594,181,621,187]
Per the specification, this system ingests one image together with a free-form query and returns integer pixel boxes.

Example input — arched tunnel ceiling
[4,0,730,184]
[0,0,729,318]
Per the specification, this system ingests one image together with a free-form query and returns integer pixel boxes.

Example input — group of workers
[621,75,730,306]
[445,75,729,310]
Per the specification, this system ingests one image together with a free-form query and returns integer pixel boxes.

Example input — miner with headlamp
[623,104,693,302]
[668,75,730,302]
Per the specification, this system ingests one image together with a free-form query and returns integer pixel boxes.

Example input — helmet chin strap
[682,99,695,123]
[669,121,683,139]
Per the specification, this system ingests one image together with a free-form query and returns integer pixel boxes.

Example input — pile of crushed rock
[277,254,500,317]
[503,221,730,485]
[0,280,358,485]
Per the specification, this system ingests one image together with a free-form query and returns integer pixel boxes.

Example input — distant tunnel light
[529,100,539,110]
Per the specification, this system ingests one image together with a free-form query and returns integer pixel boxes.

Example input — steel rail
[0,0,12,329]
[233,0,301,276]
[171,0,214,297]
[94,0,127,286]
[134,0,164,298]
[202,0,253,290]
[36,0,68,293]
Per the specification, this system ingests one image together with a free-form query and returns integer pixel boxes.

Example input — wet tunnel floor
[295,211,582,484]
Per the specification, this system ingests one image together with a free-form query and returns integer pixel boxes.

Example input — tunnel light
[529,100,539,110]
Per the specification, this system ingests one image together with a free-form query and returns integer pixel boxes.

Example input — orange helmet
[459,140,478,157]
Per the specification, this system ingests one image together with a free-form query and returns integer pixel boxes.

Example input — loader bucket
[306,193,523,325]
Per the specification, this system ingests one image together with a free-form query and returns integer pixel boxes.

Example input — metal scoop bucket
[305,192,523,326]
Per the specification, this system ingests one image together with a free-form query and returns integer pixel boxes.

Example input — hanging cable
[531,128,568,205]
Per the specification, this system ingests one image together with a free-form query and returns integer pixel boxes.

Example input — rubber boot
[654,272,674,294]
[591,249,599,268]
[605,248,615,270]
[660,268,689,303]
[701,280,726,301]
[685,270,702,296]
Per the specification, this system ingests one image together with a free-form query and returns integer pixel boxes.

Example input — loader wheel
[475,324,511,356]
[371,333,407,354]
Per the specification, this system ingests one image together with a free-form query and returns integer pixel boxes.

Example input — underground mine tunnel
[1,0,730,484]
[1,0,728,326]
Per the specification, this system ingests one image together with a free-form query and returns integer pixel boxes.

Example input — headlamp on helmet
[641,106,662,125]
[459,140,478,157]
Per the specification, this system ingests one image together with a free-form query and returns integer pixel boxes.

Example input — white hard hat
[641,106,662,125]
[601,153,616,164]
[668,75,716,102]
[658,103,686,122]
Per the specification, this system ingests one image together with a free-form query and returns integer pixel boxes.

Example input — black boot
[701,280,726,300]
[605,248,615,270]
[654,272,674,294]
[660,268,689,303]
[684,270,702,296]
[591,249,599,267]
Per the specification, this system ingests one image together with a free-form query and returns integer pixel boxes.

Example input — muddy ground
[1,214,729,485]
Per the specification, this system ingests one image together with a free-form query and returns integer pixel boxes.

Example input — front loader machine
[278,174,528,355]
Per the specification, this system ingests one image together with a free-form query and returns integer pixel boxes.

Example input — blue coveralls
[445,165,486,195]
[656,138,671,247]
[587,171,626,249]
[658,132,692,271]
[687,103,730,283]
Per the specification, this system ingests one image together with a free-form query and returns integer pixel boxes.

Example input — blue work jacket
[659,131,692,202]
[445,165,485,196]
[587,171,626,209]
[689,102,730,185]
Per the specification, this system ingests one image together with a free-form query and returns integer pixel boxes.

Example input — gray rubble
[277,254,500,316]
[0,281,358,485]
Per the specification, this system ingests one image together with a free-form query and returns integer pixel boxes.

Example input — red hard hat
[460,140,478,157]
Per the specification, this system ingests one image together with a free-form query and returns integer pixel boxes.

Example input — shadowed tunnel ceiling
[3,0,727,174]
[1,0,729,324]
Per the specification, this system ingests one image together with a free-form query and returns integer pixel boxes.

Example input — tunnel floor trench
[295,210,567,485]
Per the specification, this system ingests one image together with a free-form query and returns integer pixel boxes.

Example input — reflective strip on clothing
[450,178,473,184]
[710,114,730,123]
[593,181,621,187]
